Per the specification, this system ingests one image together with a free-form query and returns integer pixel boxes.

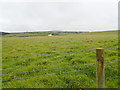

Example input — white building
[48,34,52,36]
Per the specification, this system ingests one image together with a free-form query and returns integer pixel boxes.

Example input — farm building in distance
[48,34,52,36]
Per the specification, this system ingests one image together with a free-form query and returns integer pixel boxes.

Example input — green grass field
[2,30,118,88]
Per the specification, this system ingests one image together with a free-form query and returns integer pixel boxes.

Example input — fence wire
[105,47,119,50]
[2,47,118,59]
[2,61,118,82]
[2,47,119,88]
[2,50,96,59]
[2,67,96,82]
[110,51,119,52]
[105,65,119,69]
[1,63,95,76]
[105,60,120,63]
[2,59,119,76]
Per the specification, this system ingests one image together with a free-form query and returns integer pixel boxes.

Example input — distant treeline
[25,31,83,34]
[0,32,10,35]
[1,31,85,37]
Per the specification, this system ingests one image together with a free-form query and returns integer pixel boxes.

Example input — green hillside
[2,30,118,88]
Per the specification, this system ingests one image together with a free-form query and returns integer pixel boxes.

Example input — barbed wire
[105,60,120,63]
[2,59,96,71]
[105,65,119,68]
[105,47,119,50]
[2,50,96,59]
[2,68,96,82]
[1,63,95,76]
[2,47,118,59]
[110,51,119,52]
[2,56,118,72]
[2,60,119,76]
[2,61,119,82]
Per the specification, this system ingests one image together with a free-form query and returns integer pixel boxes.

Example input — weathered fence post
[96,48,104,88]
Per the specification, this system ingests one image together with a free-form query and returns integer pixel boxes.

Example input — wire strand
[2,50,96,59]
[2,68,95,82]
[1,63,95,76]
[2,63,118,82]
[2,60,119,76]
[3,47,118,59]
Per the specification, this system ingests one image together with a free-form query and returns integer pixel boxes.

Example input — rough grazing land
[2,31,118,88]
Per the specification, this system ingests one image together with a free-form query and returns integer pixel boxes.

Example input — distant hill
[1,31,85,37]
[0,32,10,35]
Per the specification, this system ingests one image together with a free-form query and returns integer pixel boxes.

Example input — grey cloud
[0,2,118,32]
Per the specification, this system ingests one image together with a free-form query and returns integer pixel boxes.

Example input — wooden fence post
[96,48,104,88]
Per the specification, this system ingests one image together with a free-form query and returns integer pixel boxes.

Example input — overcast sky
[0,0,119,32]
